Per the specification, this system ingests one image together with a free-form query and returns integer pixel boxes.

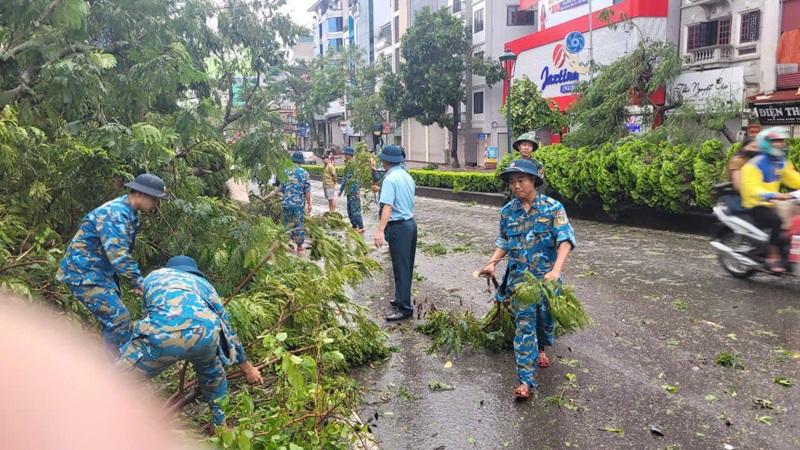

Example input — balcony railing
[449,1,465,14]
[684,45,733,67]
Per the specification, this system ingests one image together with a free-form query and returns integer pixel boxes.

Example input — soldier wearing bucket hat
[278,151,312,251]
[118,255,263,432]
[56,173,169,350]
[480,159,576,399]
[373,145,417,321]
[503,133,545,204]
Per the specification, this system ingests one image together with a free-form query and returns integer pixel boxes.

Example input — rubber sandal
[513,383,531,399]
[538,354,551,368]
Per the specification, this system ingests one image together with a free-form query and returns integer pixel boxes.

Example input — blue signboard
[486,146,498,159]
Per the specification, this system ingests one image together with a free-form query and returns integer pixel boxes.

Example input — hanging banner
[539,0,614,31]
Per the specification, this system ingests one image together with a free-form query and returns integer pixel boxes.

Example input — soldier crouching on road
[116,256,263,432]
[481,159,576,399]
[56,173,169,350]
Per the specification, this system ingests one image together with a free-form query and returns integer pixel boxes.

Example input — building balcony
[449,1,465,15]
[777,64,800,90]
[683,45,733,68]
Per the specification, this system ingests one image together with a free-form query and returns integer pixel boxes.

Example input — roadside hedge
[303,165,503,193]
[301,137,800,213]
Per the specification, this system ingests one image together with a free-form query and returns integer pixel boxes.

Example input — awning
[747,89,800,105]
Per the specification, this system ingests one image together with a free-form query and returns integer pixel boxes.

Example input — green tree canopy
[380,6,503,167]
[502,75,569,138]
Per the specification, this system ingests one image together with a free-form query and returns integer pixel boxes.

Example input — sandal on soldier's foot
[513,383,531,399]
[538,354,551,368]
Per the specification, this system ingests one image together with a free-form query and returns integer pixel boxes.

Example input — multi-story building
[505,0,682,148]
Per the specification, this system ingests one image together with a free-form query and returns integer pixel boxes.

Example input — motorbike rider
[740,127,800,273]
[722,136,758,213]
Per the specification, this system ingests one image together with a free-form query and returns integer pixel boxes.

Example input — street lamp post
[499,48,517,156]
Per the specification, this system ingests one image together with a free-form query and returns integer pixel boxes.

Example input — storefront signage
[754,104,800,126]
[541,43,582,93]
[669,67,744,109]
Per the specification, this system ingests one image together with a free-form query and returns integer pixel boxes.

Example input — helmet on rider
[756,127,790,158]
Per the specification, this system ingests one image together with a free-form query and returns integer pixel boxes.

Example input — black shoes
[386,312,412,321]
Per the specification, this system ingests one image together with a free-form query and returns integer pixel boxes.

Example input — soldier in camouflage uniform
[502,133,545,204]
[56,173,169,350]
[481,159,576,399]
[117,255,263,430]
[338,147,364,232]
[279,151,312,250]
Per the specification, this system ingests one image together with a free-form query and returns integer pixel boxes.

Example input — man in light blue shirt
[374,145,417,321]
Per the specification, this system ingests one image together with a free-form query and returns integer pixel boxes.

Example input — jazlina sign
[540,32,588,94]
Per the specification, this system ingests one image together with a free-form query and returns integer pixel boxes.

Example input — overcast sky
[281,0,316,29]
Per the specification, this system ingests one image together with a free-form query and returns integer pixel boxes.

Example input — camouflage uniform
[495,194,576,389]
[339,164,364,229]
[56,195,143,349]
[279,165,311,247]
[117,268,246,426]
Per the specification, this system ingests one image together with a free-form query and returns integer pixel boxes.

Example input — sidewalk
[402,159,496,173]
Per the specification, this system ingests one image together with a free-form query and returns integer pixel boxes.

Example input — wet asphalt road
[309,182,800,450]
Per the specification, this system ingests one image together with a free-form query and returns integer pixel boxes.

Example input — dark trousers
[750,206,783,248]
[386,218,417,316]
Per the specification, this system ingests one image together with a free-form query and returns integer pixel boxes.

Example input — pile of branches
[418,274,592,355]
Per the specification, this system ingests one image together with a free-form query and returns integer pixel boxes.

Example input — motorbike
[710,182,800,278]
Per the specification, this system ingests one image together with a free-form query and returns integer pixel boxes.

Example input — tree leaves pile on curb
[418,278,591,355]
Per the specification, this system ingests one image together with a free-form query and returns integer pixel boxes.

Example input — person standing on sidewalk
[279,151,312,251]
[56,173,170,350]
[322,154,338,213]
[338,147,364,232]
[481,159,576,399]
[373,145,416,321]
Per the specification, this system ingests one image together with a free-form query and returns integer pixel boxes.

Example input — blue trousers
[386,218,417,315]
[68,284,132,350]
[282,206,306,247]
[346,195,364,229]
[511,295,555,389]
[118,325,228,425]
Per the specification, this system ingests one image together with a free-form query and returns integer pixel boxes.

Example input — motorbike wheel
[717,229,757,279]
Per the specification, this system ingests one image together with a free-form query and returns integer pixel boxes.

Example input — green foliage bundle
[419,278,591,355]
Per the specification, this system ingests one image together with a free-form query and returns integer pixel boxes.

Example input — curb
[309,175,716,236]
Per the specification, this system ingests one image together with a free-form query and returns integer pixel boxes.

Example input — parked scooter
[710,182,800,278]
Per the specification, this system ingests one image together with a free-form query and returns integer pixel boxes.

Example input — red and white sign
[552,44,567,68]
[539,0,614,31]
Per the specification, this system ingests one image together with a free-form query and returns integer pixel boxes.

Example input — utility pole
[588,0,594,84]
[465,0,475,166]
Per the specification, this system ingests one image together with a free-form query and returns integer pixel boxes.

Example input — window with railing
[686,17,731,51]
[740,10,760,43]
[452,1,463,13]
[507,6,536,26]
[474,9,484,33]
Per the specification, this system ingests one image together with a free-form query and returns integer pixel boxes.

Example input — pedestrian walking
[322,154,338,213]
[481,159,576,399]
[56,173,169,350]
[278,151,312,251]
[117,256,263,432]
[373,145,417,321]
[338,147,364,232]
